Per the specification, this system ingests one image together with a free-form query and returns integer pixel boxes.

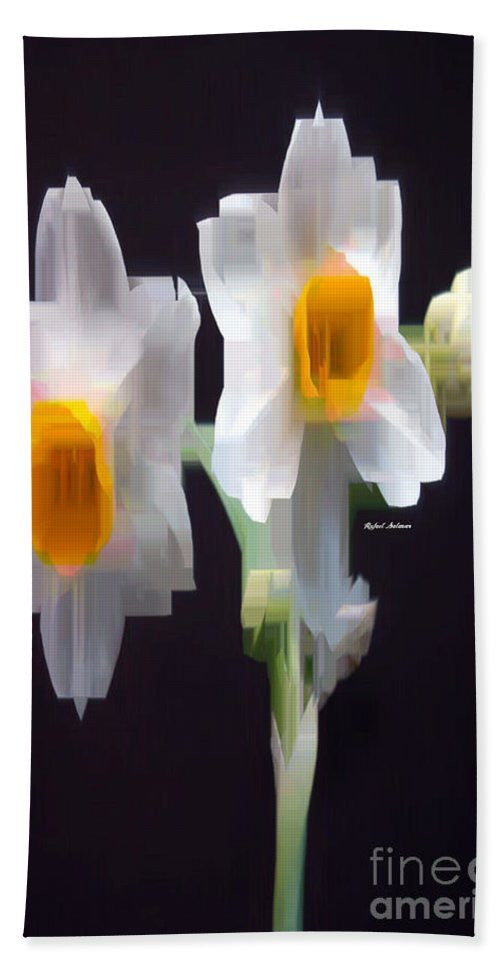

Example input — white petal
[378,477,421,507]
[278,116,401,276]
[31,181,154,402]
[219,193,291,295]
[126,507,192,618]
[276,116,402,336]
[340,333,445,503]
[73,698,88,719]
[198,216,255,339]
[140,457,194,572]
[451,267,472,298]
[121,579,172,618]
[278,116,351,262]
[199,197,294,345]
[314,101,324,124]
[39,571,125,701]
[35,176,130,312]
[270,498,294,568]
[115,443,194,612]
[345,180,402,335]
[217,193,261,288]
[425,268,472,345]
[34,187,63,302]
[126,277,199,460]
[450,268,472,341]
[31,299,146,408]
[212,374,304,523]
[424,291,458,344]
[315,594,377,708]
[128,275,176,301]
[292,427,363,645]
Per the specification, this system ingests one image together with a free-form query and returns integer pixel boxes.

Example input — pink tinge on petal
[357,386,395,419]
[31,380,49,403]
[365,322,384,389]
[56,564,82,579]
[382,335,406,360]
[340,387,395,422]
[361,325,404,399]
[55,536,136,575]
[98,536,136,566]
[339,323,395,422]
[377,315,399,336]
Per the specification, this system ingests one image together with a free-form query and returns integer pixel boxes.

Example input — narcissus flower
[423,268,471,418]
[31,177,199,716]
[198,104,445,523]
[198,105,445,665]
[424,268,471,345]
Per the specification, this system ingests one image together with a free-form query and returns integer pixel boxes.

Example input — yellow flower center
[32,400,114,568]
[294,259,374,422]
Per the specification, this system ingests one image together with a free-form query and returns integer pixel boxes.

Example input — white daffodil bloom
[199,105,445,675]
[199,104,445,522]
[31,177,199,717]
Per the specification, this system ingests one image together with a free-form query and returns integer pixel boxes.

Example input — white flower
[199,105,445,670]
[423,268,471,417]
[424,268,471,344]
[198,104,445,523]
[31,177,199,716]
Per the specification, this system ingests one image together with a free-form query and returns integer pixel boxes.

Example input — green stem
[182,421,320,930]
[271,696,319,931]
[272,766,308,929]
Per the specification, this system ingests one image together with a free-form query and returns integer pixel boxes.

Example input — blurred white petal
[340,333,445,504]
[213,374,304,523]
[198,216,255,340]
[139,457,194,572]
[292,427,367,645]
[126,276,200,460]
[451,266,472,298]
[278,116,401,312]
[422,269,471,419]
[315,594,377,708]
[35,176,130,311]
[39,571,125,708]
[278,115,351,262]
[426,267,471,344]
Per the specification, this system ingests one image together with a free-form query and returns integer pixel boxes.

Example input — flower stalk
[184,423,319,930]
[269,633,319,931]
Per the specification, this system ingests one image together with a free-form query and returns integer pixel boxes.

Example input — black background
[24,32,475,935]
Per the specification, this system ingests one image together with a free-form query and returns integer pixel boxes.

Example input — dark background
[23,32,475,935]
